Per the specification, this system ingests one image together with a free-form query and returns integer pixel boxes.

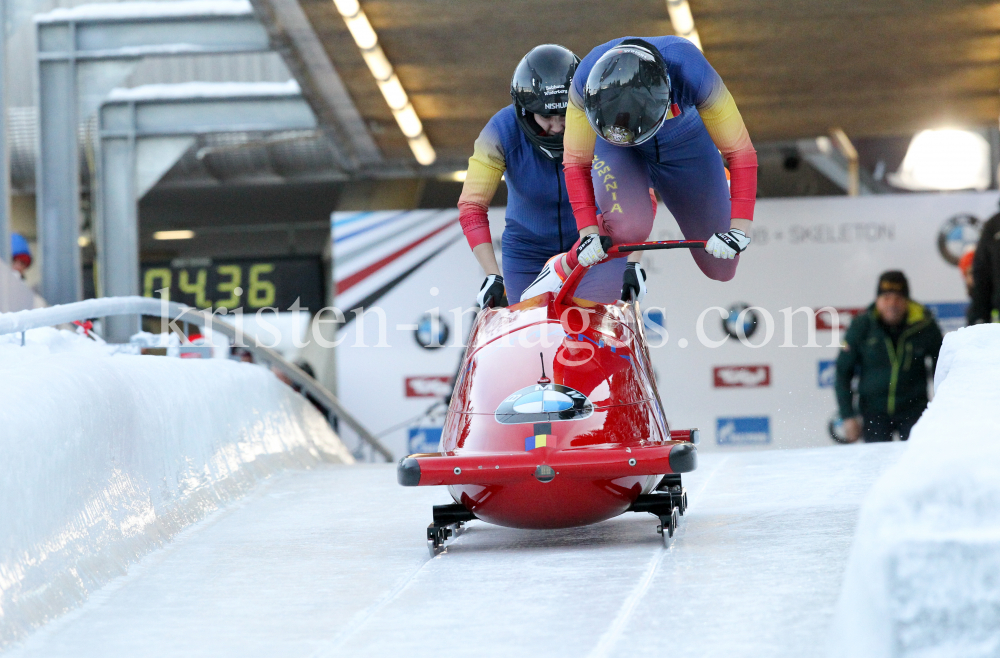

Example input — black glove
[477,274,507,308]
[576,234,614,267]
[621,262,647,303]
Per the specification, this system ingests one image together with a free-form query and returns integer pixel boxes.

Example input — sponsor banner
[713,365,771,388]
[815,307,864,331]
[408,426,442,453]
[818,360,837,388]
[926,301,969,334]
[405,376,452,398]
[716,417,772,445]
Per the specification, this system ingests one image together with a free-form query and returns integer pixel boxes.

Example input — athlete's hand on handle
[705,228,750,259]
[621,262,647,303]
[477,274,507,308]
[577,234,613,267]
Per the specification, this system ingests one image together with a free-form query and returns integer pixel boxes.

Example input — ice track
[7,444,903,658]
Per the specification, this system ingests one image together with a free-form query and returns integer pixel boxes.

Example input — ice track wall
[0,329,353,647]
[829,324,1000,657]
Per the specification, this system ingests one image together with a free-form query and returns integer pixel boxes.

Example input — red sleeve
[458,203,491,249]
[564,163,599,231]
[726,150,757,221]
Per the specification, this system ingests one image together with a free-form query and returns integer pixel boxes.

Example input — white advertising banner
[333,192,994,458]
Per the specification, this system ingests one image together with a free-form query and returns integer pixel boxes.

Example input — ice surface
[829,324,1000,657]
[5,444,902,657]
[0,328,351,648]
[36,1,253,23]
[105,80,301,101]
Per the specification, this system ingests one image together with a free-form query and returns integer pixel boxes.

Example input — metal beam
[796,137,873,196]
[249,0,382,168]
[34,1,272,306]
[96,82,316,342]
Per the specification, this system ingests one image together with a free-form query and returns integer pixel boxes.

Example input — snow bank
[0,329,352,647]
[36,1,253,23]
[105,80,301,102]
[829,324,1000,657]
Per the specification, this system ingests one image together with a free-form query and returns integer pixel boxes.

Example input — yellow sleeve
[458,123,506,211]
[563,97,597,168]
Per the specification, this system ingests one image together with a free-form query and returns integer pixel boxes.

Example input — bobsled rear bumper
[398,439,697,487]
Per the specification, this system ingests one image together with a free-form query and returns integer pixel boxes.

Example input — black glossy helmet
[511,44,580,160]
[583,39,671,147]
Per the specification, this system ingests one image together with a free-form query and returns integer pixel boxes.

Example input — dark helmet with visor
[511,44,580,160]
[583,39,671,147]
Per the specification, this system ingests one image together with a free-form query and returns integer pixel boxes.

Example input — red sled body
[398,243,701,548]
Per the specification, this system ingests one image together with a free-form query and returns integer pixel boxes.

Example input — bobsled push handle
[555,240,707,306]
[611,240,707,253]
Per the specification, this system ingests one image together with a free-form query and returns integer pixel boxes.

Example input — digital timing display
[85,257,325,312]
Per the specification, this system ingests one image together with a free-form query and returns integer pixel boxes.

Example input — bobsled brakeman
[398,241,704,555]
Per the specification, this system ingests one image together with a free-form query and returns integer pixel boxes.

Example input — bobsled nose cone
[668,443,698,474]
[398,457,421,486]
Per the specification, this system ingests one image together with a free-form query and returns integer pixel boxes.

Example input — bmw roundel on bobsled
[398,241,704,555]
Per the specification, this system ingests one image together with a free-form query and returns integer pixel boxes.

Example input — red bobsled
[398,241,704,554]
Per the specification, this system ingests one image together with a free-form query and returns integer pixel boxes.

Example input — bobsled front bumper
[398,439,697,487]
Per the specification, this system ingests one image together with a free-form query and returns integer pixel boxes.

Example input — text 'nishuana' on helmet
[583,39,672,147]
[511,44,580,161]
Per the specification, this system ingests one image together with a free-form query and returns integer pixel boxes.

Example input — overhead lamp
[393,104,423,139]
[332,0,436,165]
[154,230,195,240]
[887,129,991,191]
[377,75,408,111]
[666,0,703,51]
[408,134,436,166]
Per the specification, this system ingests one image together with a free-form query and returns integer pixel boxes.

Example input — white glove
[577,234,613,267]
[705,229,750,259]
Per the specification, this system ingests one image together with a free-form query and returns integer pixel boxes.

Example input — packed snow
[830,324,1000,657]
[0,328,351,648]
[36,1,254,23]
[105,80,301,102]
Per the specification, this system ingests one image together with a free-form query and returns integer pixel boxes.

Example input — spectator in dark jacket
[967,211,1000,324]
[836,271,943,443]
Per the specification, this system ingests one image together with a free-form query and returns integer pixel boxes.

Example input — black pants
[863,409,923,442]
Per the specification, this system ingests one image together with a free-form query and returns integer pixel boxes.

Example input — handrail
[0,296,394,461]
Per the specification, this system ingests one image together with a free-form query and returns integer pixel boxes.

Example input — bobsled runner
[398,241,705,556]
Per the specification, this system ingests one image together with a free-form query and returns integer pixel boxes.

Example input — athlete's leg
[503,254,549,304]
[651,127,737,281]
[575,142,655,303]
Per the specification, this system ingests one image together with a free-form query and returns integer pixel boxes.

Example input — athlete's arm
[562,97,600,238]
[458,122,506,275]
[680,41,757,228]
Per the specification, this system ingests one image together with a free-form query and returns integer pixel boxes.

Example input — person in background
[10,233,32,279]
[967,209,1000,324]
[836,271,943,443]
[958,246,976,299]
[231,346,254,363]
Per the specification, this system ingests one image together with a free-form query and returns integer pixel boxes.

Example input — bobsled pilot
[457,44,582,307]
[520,36,758,303]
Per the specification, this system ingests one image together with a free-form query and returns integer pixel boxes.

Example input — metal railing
[0,296,393,461]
